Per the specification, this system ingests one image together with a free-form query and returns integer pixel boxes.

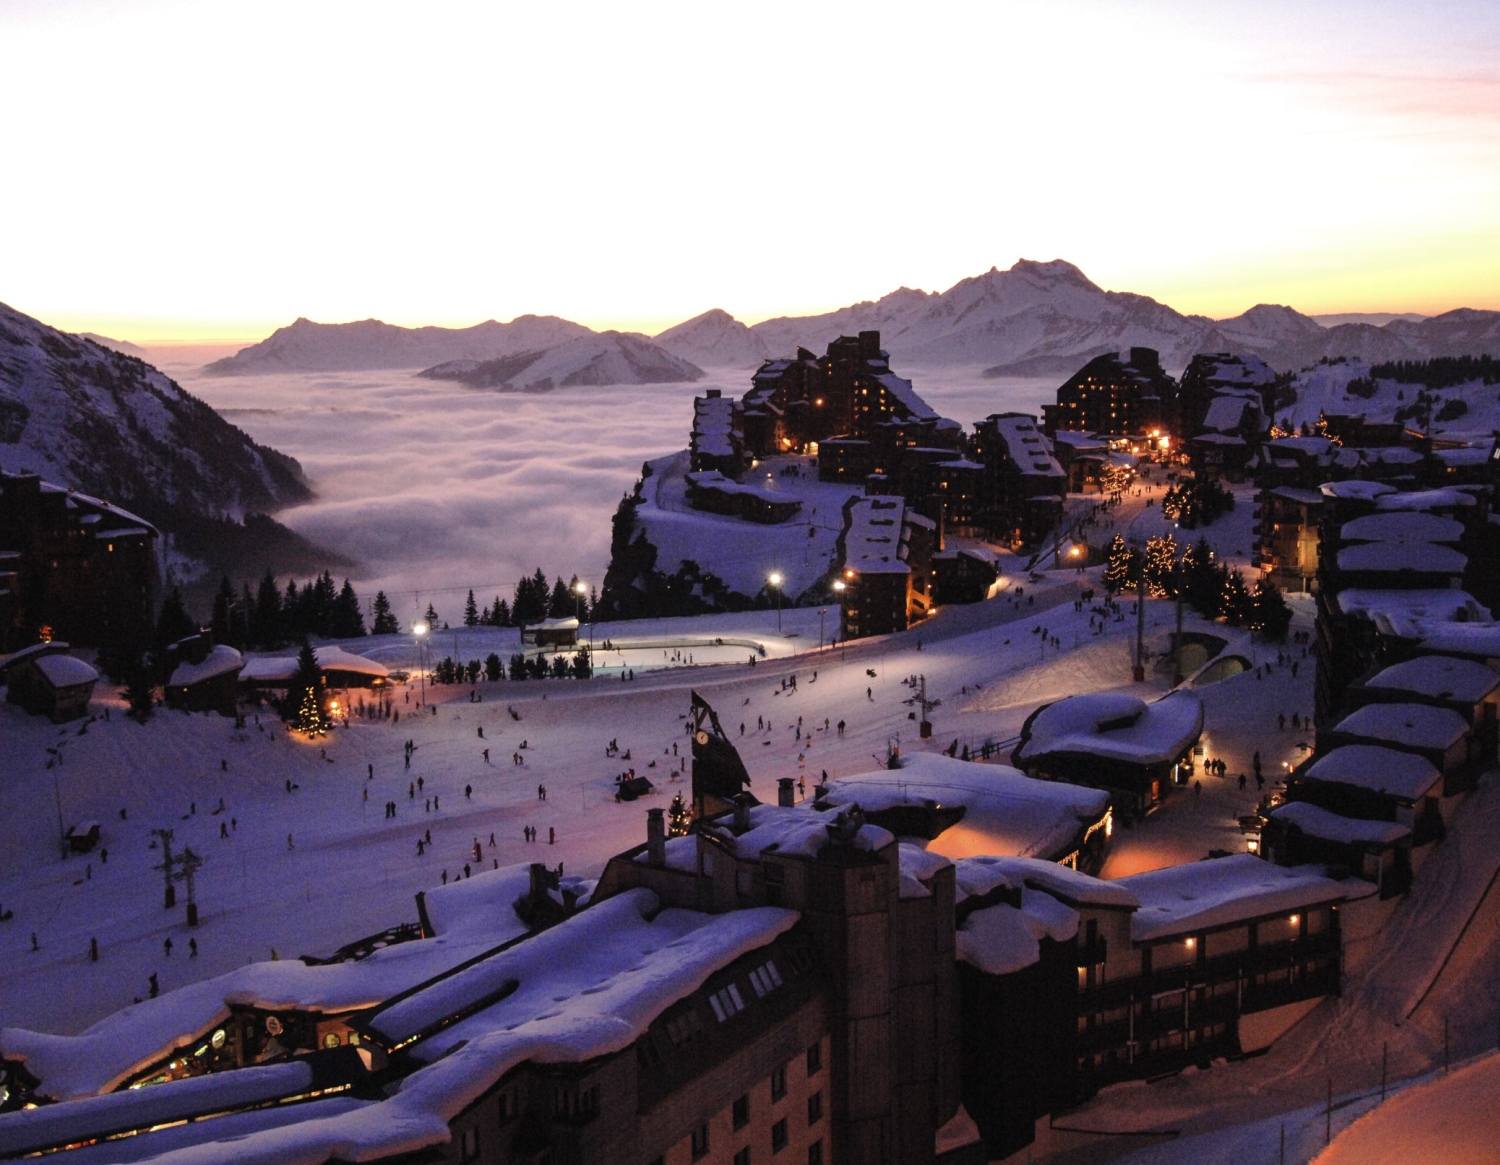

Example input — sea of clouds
[161,353,1052,624]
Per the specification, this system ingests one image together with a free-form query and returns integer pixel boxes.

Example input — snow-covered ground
[4,482,1498,1165]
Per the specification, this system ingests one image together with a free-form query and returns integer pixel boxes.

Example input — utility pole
[1173,563,1186,686]
[1133,567,1147,683]
[151,828,177,909]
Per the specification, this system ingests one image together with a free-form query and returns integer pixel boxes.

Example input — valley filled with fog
[159,349,1053,618]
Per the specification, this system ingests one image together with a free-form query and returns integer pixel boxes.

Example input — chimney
[646,808,666,866]
[706,388,721,399]
[778,778,796,807]
[732,793,753,835]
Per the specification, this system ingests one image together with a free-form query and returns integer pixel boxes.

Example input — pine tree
[237,583,255,647]
[487,597,508,626]
[1143,534,1180,598]
[570,647,592,679]
[484,652,504,681]
[283,579,304,641]
[423,602,439,628]
[509,653,528,681]
[253,571,283,648]
[1180,537,1224,617]
[1251,577,1293,641]
[464,590,479,627]
[332,580,367,638]
[210,576,235,645]
[548,576,574,619]
[512,571,548,626]
[1219,569,1254,627]
[156,587,196,646]
[1103,535,1135,594]
[667,791,692,837]
[371,591,400,635]
[550,654,570,679]
[286,641,329,736]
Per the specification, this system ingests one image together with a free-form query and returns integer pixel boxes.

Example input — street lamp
[575,581,593,662]
[832,580,846,659]
[768,571,783,633]
[413,620,428,707]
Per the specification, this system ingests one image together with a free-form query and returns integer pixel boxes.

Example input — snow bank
[1121,855,1374,943]
[953,855,1138,909]
[897,843,954,898]
[1312,1052,1500,1165]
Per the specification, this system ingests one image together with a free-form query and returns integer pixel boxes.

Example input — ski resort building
[836,496,934,640]
[1042,348,1176,442]
[0,472,159,653]
[688,389,746,478]
[164,636,245,716]
[1011,691,1205,819]
[969,413,1067,549]
[2,644,98,722]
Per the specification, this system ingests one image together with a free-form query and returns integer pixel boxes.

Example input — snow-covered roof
[1270,486,1325,506]
[1375,488,1477,511]
[1418,623,1500,657]
[18,476,160,538]
[1268,437,1334,457]
[1434,444,1493,467]
[0,863,539,1101]
[686,470,799,508]
[1321,480,1396,501]
[0,1062,314,1158]
[986,414,1065,478]
[168,645,244,688]
[821,753,1108,861]
[1052,430,1106,450]
[1331,702,1469,751]
[1335,589,1491,637]
[1340,512,1465,544]
[1192,433,1246,446]
[33,654,98,688]
[1202,395,1250,433]
[0,641,71,676]
[526,616,579,632]
[872,371,938,421]
[843,496,910,576]
[1120,855,1374,943]
[1365,655,1500,703]
[1016,690,1203,767]
[240,646,390,684]
[1303,745,1443,801]
[702,803,895,860]
[1335,542,1467,575]
[953,855,1138,909]
[957,889,1079,977]
[897,843,954,899]
[1268,802,1411,847]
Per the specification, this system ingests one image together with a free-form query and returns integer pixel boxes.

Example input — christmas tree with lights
[1103,534,1135,594]
[287,641,330,737]
[667,792,692,837]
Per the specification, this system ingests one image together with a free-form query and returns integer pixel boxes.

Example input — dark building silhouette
[1042,348,1175,439]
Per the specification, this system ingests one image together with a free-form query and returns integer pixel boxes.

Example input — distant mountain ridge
[419,333,702,391]
[205,260,1500,380]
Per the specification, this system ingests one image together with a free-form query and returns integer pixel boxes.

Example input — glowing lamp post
[832,580,846,659]
[575,581,593,659]
[768,571,784,633]
[413,620,428,706]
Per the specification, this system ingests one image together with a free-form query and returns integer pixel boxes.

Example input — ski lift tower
[904,675,941,739]
[175,848,205,927]
[151,828,176,909]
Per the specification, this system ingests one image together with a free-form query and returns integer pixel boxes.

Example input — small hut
[5,650,98,721]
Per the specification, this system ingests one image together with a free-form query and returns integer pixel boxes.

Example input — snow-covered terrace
[1335,589,1491,638]
[1375,487,1477,512]
[952,854,1138,910]
[1334,542,1467,574]
[1340,512,1464,544]
[1015,690,1203,767]
[1119,854,1374,943]
[957,887,1079,976]
[1302,745,1443,802]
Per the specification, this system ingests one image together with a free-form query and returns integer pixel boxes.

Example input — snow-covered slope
[1273,359,1500,437]
[418,332,702,391]
[653,309,772,369]
[0,301,309,522]
[76,333,147,358]
[203,315,594,376]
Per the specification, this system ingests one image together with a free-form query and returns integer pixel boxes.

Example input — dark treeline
[456,570,595,630]
[1368,355,1500,389]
